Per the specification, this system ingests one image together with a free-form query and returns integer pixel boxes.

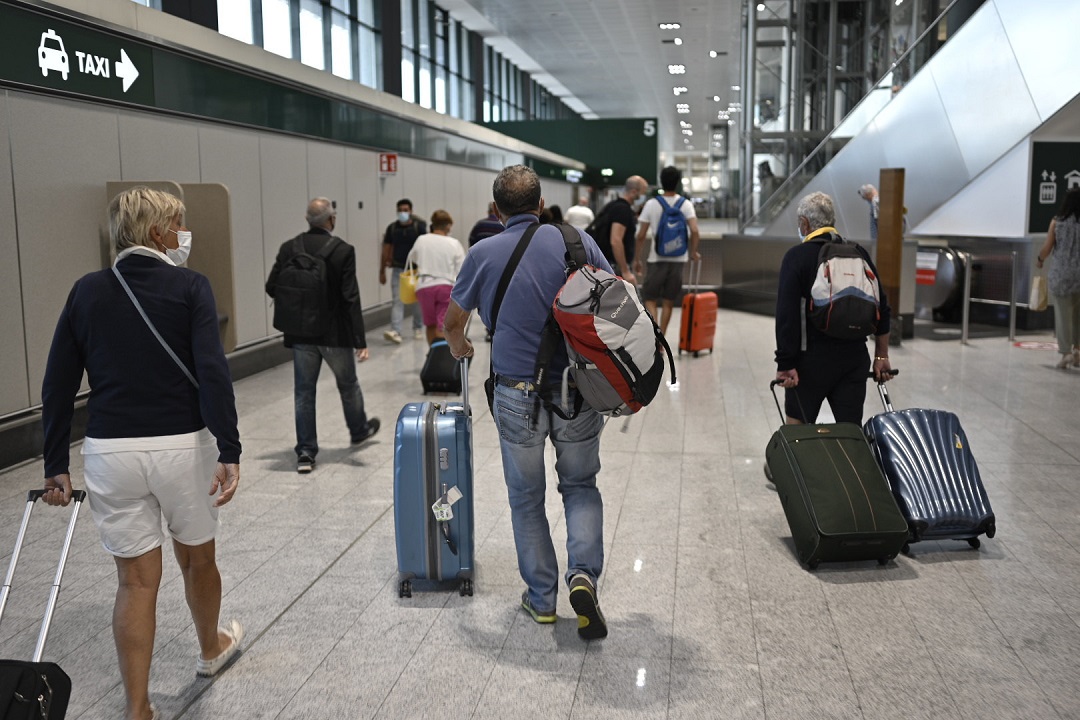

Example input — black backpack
[271,234,341,337]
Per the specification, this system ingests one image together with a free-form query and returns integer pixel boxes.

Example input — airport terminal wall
[0,0,580,468]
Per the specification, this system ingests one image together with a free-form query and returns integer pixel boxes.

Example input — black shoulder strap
[315,235,342,258]
[557,222,588,271]
[490,223,539,333]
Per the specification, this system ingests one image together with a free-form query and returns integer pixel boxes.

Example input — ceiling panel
[442,0,744,172]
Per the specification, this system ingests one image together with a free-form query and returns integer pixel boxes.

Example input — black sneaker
[568,574,607,640]
[297,455,315,474]
[351,418,381,445]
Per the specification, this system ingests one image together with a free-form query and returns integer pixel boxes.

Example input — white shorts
[82,443,220,558]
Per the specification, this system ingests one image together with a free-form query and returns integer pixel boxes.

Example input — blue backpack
[655,196,689,257]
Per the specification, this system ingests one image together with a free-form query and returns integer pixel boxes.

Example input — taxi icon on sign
[38,29,69,81]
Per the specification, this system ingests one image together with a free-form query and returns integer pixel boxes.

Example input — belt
[494,375,536,391]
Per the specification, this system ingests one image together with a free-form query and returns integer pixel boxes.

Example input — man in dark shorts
[633,166,701,336]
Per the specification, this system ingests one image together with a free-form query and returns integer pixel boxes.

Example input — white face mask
[166,228,192,265]
[398,211,411,224]
[633,194,646,208]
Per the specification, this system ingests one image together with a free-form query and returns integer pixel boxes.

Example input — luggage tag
[431,485,463,522]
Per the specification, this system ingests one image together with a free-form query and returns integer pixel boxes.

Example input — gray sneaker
[384,329,403,344]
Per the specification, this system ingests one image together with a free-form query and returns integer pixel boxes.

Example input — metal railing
[959,250,1025,344]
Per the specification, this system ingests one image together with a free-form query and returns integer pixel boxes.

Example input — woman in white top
[406,209,466,343]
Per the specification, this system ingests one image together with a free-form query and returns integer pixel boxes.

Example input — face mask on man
[633,194,646,209]
[398,211,411,224]
[796,224,806,241]
[166,228,192,265]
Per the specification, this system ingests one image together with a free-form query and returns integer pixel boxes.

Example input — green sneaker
[568,574,608,640]
[520,592,556,624]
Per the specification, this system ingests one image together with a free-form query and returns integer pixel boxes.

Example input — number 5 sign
[643,120,656,137]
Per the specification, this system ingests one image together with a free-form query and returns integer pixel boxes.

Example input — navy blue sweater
[774,230,891,372]
[42,254,241,477]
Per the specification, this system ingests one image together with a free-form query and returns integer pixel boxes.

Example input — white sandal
[195,619,244,677]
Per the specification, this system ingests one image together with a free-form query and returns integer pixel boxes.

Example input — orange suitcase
[679,261,716,356]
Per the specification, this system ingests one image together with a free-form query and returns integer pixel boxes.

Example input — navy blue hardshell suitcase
[863,382,996,552]
[394,359,475,598]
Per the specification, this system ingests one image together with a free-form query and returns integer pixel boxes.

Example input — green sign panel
[1030,142,1080,233]
[0,3,154,106]
[484,118,658,186]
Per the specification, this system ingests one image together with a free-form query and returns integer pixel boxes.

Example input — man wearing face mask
[379,198,427,343]
[266,197,380,474]
[586,176,648,285]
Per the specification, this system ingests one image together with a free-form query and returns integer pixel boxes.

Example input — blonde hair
[109,186,184,252]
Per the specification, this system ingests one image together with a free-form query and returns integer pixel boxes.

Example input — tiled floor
[2,310,1079,719]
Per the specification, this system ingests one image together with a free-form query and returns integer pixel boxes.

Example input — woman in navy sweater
[41,187,243,720]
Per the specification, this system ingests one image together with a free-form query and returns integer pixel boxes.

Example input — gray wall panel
[199,126,264,346]
[119,113,201,184]
[996,0,1080,122]
[0,93,30,416]
[872,69,969,224]
[375,162,406,307]
[344,147,381,311]
[258,135,308,336]
[930,4,1039,178]
[9,95,121,405]
[422,162,448,223]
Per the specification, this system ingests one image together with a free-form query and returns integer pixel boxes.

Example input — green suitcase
[766,382,907,570]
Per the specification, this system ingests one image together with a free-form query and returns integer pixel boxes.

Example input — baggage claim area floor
[2,309,1079,719]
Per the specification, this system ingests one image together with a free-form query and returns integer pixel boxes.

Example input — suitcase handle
[868,369,899,412]
[29,489,87,503]
[459,356,470,416]
[769,379,808,425]
[1,488,86,662]
[686,258,704,292]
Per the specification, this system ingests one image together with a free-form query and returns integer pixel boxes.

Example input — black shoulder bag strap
[484,223,541,412]
[531,223,589,424]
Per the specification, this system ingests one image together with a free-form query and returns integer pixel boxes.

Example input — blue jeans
[492,383,605,613]
[390,267,423,335]
[293,345,370,458]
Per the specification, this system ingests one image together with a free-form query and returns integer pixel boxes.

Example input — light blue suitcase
[393,359,474,598]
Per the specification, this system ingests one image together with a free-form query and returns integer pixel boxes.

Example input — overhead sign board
[0,4,154,105]
[1029,142,1080,233]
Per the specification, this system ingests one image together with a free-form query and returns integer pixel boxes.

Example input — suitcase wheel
[967,537,981,549]
[806,559,820,571]
[877,557,889,566]
[901,543,911,556]
[399,580,412,598]
[459,579,474,597]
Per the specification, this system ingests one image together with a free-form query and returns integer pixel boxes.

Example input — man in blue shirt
[444,165,612,640]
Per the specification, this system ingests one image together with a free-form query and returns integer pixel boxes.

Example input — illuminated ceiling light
[659,22,681,30]
[757,3,765,10]
[601,168,614,177]
[731,85,741,91]
[713,95,721,102]
[677,108,690,114]
[674,37,683,46]
[668,65,686,75]
[673,86,688,96]
[682,130,693,136]
[680,121,691,128]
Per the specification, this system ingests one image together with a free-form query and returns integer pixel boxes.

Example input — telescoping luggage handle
[0,489,86,662]
[685,258,704,292]
[769,370,898,424]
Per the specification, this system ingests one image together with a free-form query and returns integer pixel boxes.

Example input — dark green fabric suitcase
[765,385,907,569]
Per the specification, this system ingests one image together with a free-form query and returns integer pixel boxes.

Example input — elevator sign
[0,4,154,105]
[1030,142,1080,233]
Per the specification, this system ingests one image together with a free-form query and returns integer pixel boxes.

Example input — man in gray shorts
[634,166,701,335]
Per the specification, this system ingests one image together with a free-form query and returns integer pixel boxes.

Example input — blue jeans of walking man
[390,267,424,336]
[293,344,370,458]
[492,384,605,614]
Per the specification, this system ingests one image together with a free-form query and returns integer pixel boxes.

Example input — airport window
[218,1,254,43]
[330,9,352,79]
[262,0,294,59]
[299,0,325,70]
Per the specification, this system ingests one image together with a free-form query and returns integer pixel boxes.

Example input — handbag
[1029,274,1048,312]
[399,261,418,305]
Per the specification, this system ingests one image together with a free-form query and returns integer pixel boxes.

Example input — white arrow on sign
[114,48,138,93]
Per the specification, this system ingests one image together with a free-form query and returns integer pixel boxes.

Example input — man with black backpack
[266,198,380,474]
[633,166,701,336]
[586,176,648,284]
[773,191,894,427]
